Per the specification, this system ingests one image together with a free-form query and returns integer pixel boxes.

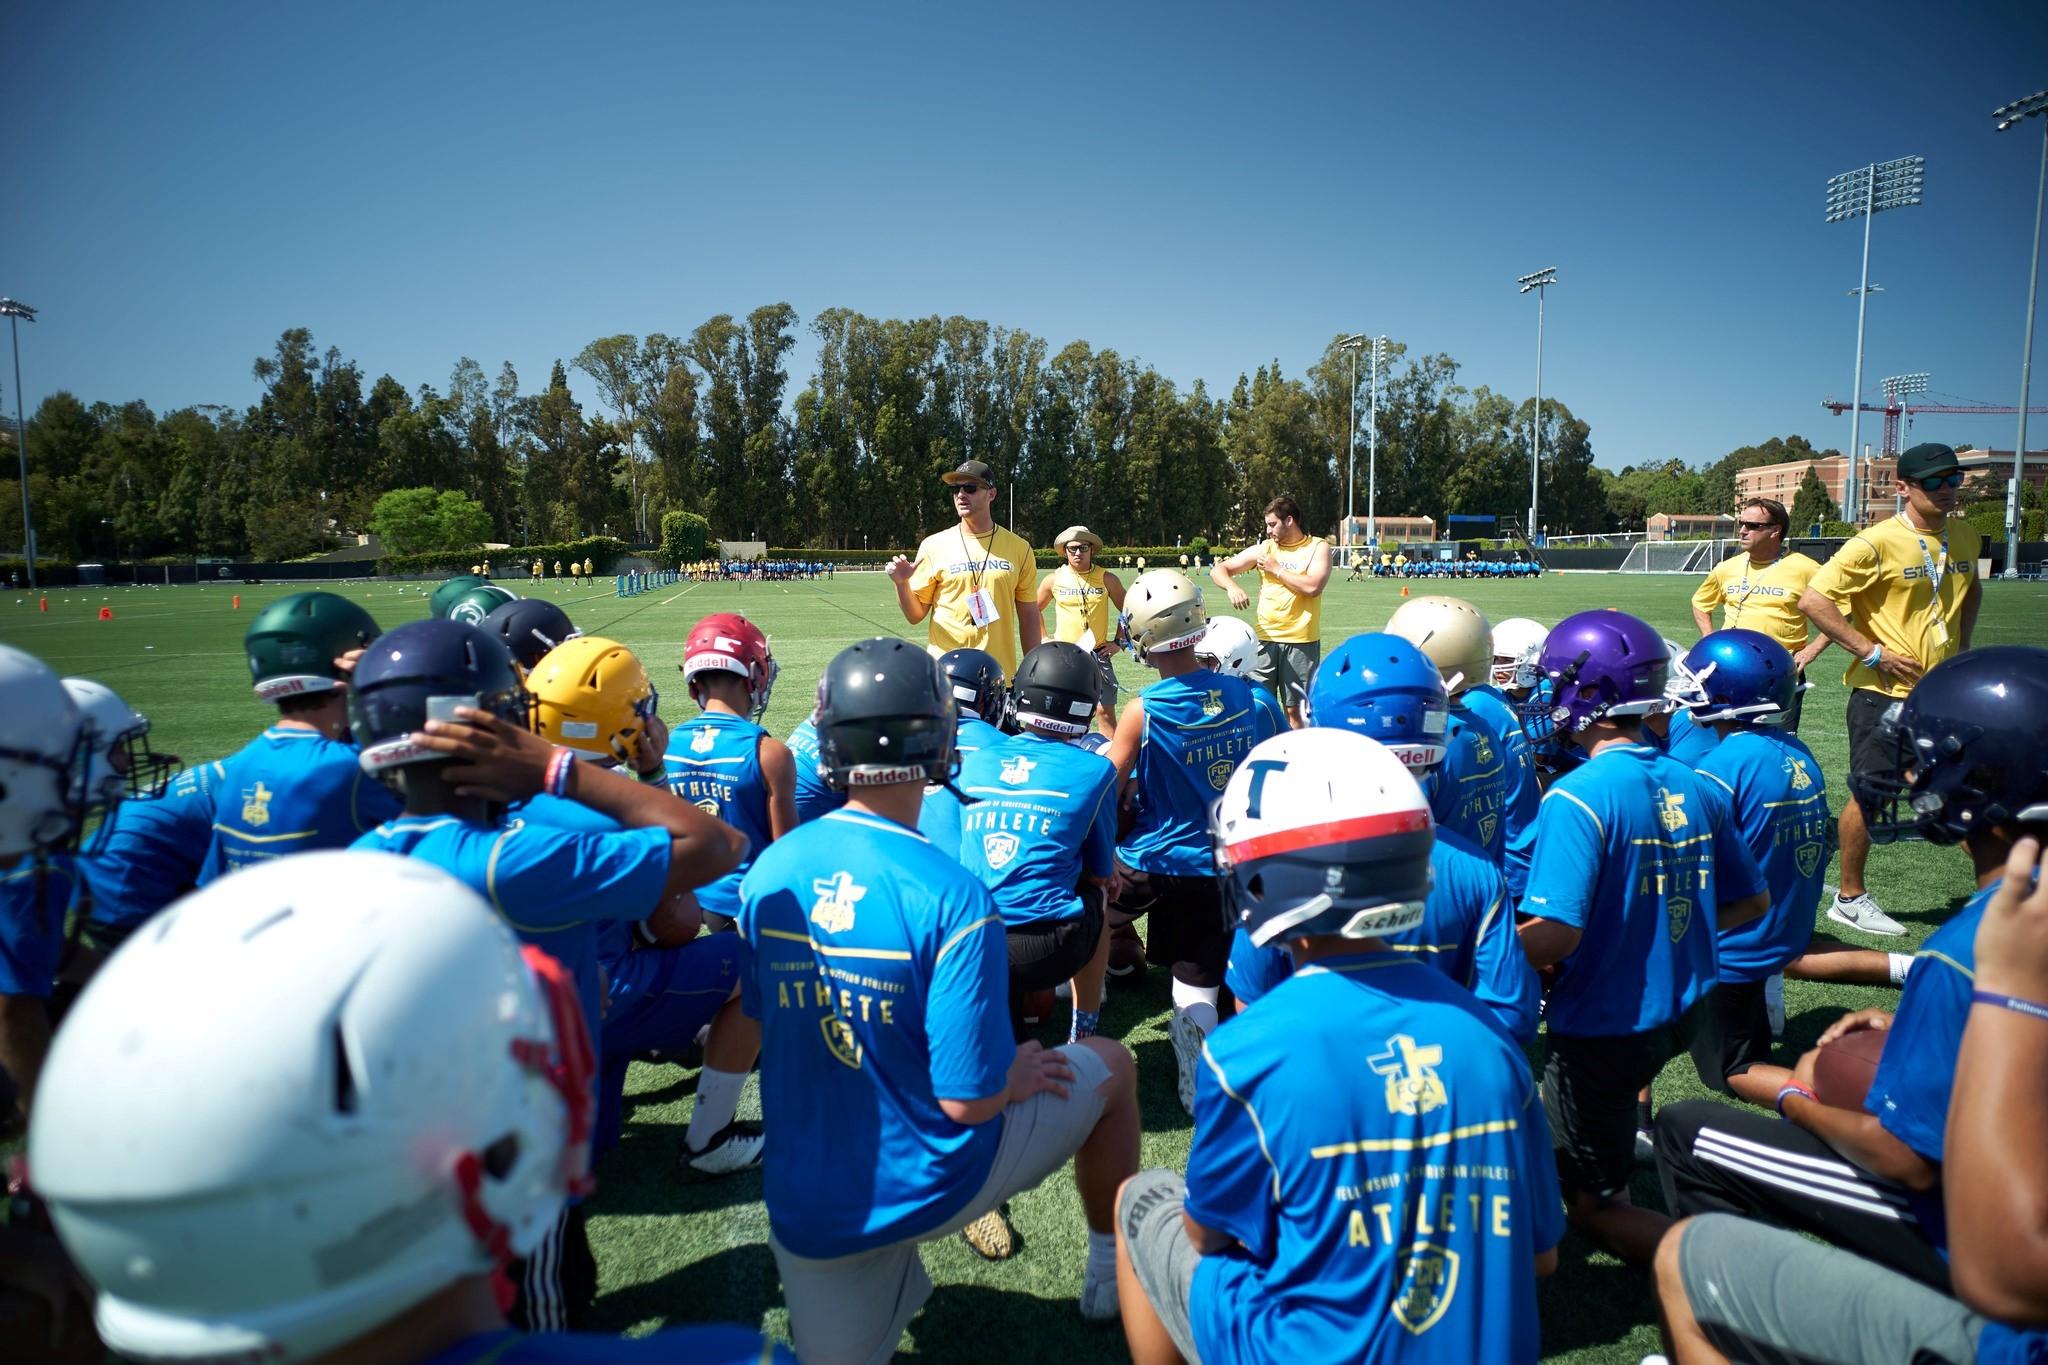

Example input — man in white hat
[1037,524,1127,734]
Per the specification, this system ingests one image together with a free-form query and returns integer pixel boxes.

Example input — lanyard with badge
[960,526,1001,628]
[1916,525,1952,647]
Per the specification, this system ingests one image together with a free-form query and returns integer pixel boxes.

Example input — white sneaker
[1170,1010,1205,1118]
[1764,972,1786,1039]
[1827,891,1906,937]
[680,1121,765,1179]
[1079,1263,1120,1322]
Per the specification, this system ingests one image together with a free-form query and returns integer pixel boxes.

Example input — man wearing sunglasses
[888,459,1043,674]
[1799,442,1983,937]
[1690,497,1829,732]
[1037,525,1128,734]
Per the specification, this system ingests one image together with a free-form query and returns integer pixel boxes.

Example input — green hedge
[757,544,1224,569]
[377,536,630,577]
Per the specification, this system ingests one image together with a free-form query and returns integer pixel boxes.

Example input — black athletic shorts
[1845,687,1906,816]
[1689,979,1773,1095]
[1116,863,1229,989]
[1544,1003,1701,1200]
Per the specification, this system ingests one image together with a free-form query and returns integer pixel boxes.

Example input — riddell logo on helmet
[845,764,926,786]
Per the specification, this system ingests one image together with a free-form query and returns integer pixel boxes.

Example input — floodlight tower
[1827,156,1924,525]
[1337,333,1368,554]
[1367,335,1390,547]
[1995,89,2048,577]
[0,298,36,589]
[1518,268,1557,541]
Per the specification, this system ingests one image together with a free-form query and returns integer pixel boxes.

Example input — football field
[7,569,2045,1362]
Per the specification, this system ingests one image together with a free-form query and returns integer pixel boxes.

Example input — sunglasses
[1736,520,1777,532]
[1911,472,1964,492]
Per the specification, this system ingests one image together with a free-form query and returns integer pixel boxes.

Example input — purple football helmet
[1520,609,1671,748]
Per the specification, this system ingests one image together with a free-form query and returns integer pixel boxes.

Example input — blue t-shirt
[1664,708,1718,768]
[738,808,1014,1258]
[1693,729,1831,984]
[955,713,1004,762]
[1119,670,1265,876]
[81,761,220,939]
[1188,951,1563,1365]
[1428,704,1512,872]
[786,717,846,824]
[1522,744,1766,1037]
[949,733,1117,927]
[0,854,76,999]
[1224,832,1539,1043]
[663,711,772,921]
[1461,686,1539,902]
[353,813,671,1048]
[1251,685,1288,738]
[200,727,402,883]
[419,1327,794,1363]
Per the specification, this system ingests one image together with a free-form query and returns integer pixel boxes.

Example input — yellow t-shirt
[1810,514,1982,698]
[1047,563,1112,647]
[1690,551,1821,655]
[1252,535,1326,644]
[908,524,1040,673]
[582,559,594,575]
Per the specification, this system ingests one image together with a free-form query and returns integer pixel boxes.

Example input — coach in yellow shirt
[1690,496,1828,731]
[1799,443,1983,937]
[1210,494,1331,724]
[888,459,1042,674]
[1037,524,1127,731]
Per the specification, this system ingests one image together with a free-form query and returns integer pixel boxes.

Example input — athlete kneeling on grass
[739,639,1140,1365]
[27,852,789,1365]
[1116,730,1563,1365]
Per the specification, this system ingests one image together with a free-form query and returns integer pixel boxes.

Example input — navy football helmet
[936,648,1007,727]
[1866,645,2048,846]
[348,620,537,773]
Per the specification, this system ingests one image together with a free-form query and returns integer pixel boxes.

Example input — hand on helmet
[415,706,554,802]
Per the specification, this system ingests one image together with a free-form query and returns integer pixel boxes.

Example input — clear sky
[5,1,2045,472]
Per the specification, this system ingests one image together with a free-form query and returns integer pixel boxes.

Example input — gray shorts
[1091,649,1120,713]
[1257,638,1319,709]
[1117,1169,1205,1364]
[771,1043,1114,1365]
[1676,1213,1983,1365]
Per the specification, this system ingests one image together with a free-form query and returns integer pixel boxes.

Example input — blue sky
[5,1,2045,473]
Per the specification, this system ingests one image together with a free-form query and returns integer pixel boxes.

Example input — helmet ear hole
[482,1133,521,1180]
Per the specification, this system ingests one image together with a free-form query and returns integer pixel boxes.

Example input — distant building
[1956,447,2048,497]
[1335,515,1436,545]
[1646,512,1737,541]
[1733,447,2047,528]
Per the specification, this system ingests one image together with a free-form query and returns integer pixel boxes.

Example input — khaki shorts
[771,1043,1114,1365]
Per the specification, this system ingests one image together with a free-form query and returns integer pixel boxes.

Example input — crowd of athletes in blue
[1,547,2045,1365]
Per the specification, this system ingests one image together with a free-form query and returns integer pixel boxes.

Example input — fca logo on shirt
[810,871,866,933]
[1656,788,1689,833]
[690,727,715,754]
[999,754,1036,786]
[1785,756,1813,791]
[1202,689,1224,717]
[1370,1034,1447,1116]
[241,782,273,828]
[1470,729,1495,766]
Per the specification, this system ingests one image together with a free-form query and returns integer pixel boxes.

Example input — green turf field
[6,570,2044,1362]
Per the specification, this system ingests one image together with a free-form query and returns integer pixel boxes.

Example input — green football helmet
[429,574,490,619]
[442,584,520,627]
[245,593,383,702]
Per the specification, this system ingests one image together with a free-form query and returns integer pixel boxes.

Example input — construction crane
[1822,386,2048,456]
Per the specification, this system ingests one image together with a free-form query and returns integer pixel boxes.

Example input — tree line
[0,304,1853,564]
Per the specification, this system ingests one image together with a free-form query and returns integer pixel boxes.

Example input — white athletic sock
[1889,952,1915,985]
[1085,1229,1117,1281]
[1172,980,1220,1038]
[686,1068,748,1149]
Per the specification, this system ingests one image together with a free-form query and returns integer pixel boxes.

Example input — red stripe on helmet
[1225,807,1431,864]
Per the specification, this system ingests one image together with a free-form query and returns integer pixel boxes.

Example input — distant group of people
[1352,548,1544,580]
[688,559,832,582]
[521,556,598,584]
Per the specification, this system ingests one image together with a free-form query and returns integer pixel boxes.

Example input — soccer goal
[1617,538,1741,574]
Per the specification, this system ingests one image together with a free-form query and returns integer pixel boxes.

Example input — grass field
[7,569,2045,1362]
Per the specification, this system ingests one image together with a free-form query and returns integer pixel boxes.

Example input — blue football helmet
[348,620,537,773]
[937,648,1008,727]
[1302,633,1450,774]
[1866,645,2048,846]
[1667,629,1798,725]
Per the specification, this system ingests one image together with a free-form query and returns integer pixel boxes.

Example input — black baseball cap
[1897,443,1962,481]
[941,460,997,488]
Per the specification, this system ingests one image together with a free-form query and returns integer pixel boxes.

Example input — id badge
[1931,619,1951,648]
[966,588,1000,628]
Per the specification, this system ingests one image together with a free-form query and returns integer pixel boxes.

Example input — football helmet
[1520,609,1670,748]
[936,647,1007,726]
[481,598,581,674]
[348,620,536,773]
[1667,629,1797,725]
[813,638,957,789]
[63,677,180,802]
[682,613,778,719]
[1010,642,1099,738]
[244,592,383,702]
[441,584,520,628]
[1489,617,1550,692]
[1212,730,1434,947]
[1122,570,1208,661]
[1866,645,2048,846]
[0,645,89,858]
[1195,614,1263,682]
[528,636,658,766]
[1302,634,1450,774]
[1386,595,1493,696]
[29,852,593,1363]
[428,574,490,619]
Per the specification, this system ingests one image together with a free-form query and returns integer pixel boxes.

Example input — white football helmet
[64,677,179,803]
[1195,614,1264,682]
[1122,570,1208,661]
[30,852,594,1362]
[1386,596,1493,696]
[1489,618,1550,692]
[1212,730,1434,947]
[0,644,87,858]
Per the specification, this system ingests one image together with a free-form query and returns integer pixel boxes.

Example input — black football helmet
[936,647,1007,727]
[815,638,958,790]
[1866,645,2048,846]
[1010,642,1099,738]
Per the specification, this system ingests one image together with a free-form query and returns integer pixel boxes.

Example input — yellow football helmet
[526,636,657,765]
[1386,596,1494,696]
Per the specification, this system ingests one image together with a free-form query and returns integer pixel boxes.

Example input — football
[1106,922,1147,979]
[1813,1026,1888,1110]
[1019,989,1057,1026]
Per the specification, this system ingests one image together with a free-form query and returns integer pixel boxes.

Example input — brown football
[1019,989,1057,1026]
[1813,1027,1888,1110]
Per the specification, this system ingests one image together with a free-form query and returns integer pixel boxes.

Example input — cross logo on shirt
[1656,788,1689,833]
[1369,1033,1448,1117]
[999,754,1036,786]
[810,871,866,934]
[691,726,715,754]
[241,781,273,828]
[1784,756,1813,791]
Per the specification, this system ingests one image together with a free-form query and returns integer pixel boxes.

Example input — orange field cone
[98,606,113,621]
[232,594,241,609]
[1400,587,1410,597]
[38,596,47,612]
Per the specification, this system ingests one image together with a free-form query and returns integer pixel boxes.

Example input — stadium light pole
[1996,90,2048,577]
[1518,269,1557,542]
[1367,335,1389,548]
[0,298,36,590]
[1827,155,1924,527]
[1337,333,1367,556]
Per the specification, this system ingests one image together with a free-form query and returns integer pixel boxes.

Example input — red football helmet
[681,612,778,718]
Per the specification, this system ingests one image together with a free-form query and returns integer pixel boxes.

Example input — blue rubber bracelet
[1971,990,2048,1023]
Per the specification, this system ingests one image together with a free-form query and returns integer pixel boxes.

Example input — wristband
[1861,643,1883,668]
[545,747,574,799]
[633,919,661,947]
[1775,1082,1817,1119]
[1971,990,2048,1023]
